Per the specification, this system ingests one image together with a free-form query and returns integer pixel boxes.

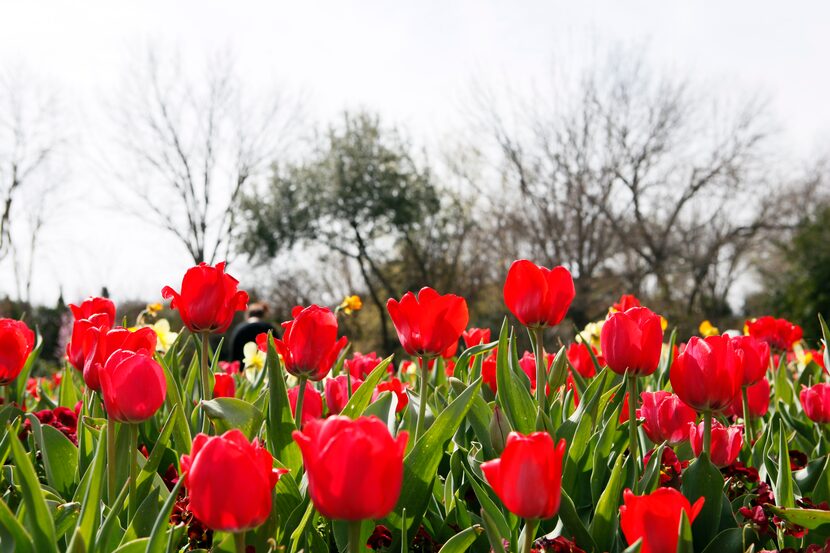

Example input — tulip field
[4,259,830,553]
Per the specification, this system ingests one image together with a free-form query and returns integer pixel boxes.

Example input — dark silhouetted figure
[229,302,275,363]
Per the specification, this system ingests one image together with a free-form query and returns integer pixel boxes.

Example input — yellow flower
[339,295,363,315]
[576,320,604,351]
[152,319,178,352]
[147,302,163,315]
[661,317,669,331]
[699,320,719,337]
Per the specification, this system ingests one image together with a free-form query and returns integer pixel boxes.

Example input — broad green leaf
[460,461,511,541]
[388,378,483,543]
[0,496,34,553]
[676,510,694,553]
[111,539,150,553]
[681,453,724,549]
[776,418,795,508]
[558,489,598,552]
[480,508,505,553]
[25,414,79,500]
[7,421,58,553]
[94,480,130,553]
[339,355,394,419]
[494,320,535,434]
[201,397,264,440]
[121,488,161,543]
[145,478,184,553]
[437,525,483,552]
[700,527,756,553]
[767,505,830,529]
[590,449,626,552]
[59,364,80,409]
[158,357,192,454]
[265,334,302,474]
[15,337,43,402]
[68,423,107,551]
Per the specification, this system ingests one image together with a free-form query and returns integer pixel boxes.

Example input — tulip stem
[233,531,246,553]
[533,328,546,406]
[626,373,640,491]
[703,410,713,457]
[128,423,137,521]
[348,520,362,553]
[415,356,429,441]
[520,518,538,553]
[741,385,753,446]
[295,377,308,430]
[200,333,212,434]
[106,418,117,504]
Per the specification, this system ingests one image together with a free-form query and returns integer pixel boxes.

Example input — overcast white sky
[1,0,829,307]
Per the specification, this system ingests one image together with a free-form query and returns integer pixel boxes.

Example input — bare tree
[0,70,66,303]
[109,50,303,264]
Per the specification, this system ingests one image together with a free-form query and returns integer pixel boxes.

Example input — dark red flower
[503,260,574,328]
[162,262,249,334]
[387,287,469,357]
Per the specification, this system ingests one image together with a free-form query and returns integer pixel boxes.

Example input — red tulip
[800,383,830,424]
[287,383,323,426]
[444,359,456,377]
[293,415,408,520]
[82,326,157,392]
[620,487,704,553]
[690,420,742,467]
[325,375,363,415]
[731,336,770,386]
[66,313,111,371]
[374,377,409,413]
[219,360,240,375]
[745,316,803,351]
[670,335,742,413]
[638,391,697,446]
[181,430,287,531]
[346,352,385,380]
[69,296,116,327]
[503,260,574,328]
[566,342,600,378]
[481,431,566,519]
[619,392,630,424]
[726,377,770,418]
[99,349,166,423]
[462,328,491,348]
[0,319,35,385]
[441,339,459,359]
[600,307,664,377]
[517,350,555,391]
[162,261,249,334]
[213,373,236,398]
[387,287,469,357]
[611,294,641,313]
[258,305,347,381]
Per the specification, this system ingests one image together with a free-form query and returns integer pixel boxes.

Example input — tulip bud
[489,406,511,454]
[462,327,491,348]
[690,420,742,467]
[620,488,705,553]
[81,326,157,392]
[325,375,362,415]
[345,351,383,379]
[293,415,408,520]
[213,373,236,399]
[162,261,249,334]
[69,296,116,326]
[99,349,166,423]
[387,287,469,357]
[481,431,566,519]
[0,319,35,385]
[600,307,664,376]
[638,391,697,446]
[670,335,742,413]
[800,383,830,424]
[731,335,770,386]
[181,430,287,532]
[503,260,575,329]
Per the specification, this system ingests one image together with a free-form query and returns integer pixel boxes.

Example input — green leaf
[681,453,724,550]
[590,450,626,552]
[94,480,130,553]
[121,487,161,543]
[494,320,535,435]
[339,355,394,419]
[776,418,795,508]
[437,525,483,552]
[676,509,694,553]
[111,539,149,553]
[388,377,483,543]
[15,338,43,402]
[362,391,397,433]
[68,423,107,552]
[460,462,511,541]
[558,489,598,552]
[265,334,302,474]
[158,357,192,454]
[58,364,80,409]
[700,528,756,553]
[479,508,505,553]
[767,505,830,529]
[774,352,794,406]
[0,495,34,553]
[201,397,264,440]
[7,421,58,553]
[622,539,642,553]
[25,414,79,499]
[144,478,184,553]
